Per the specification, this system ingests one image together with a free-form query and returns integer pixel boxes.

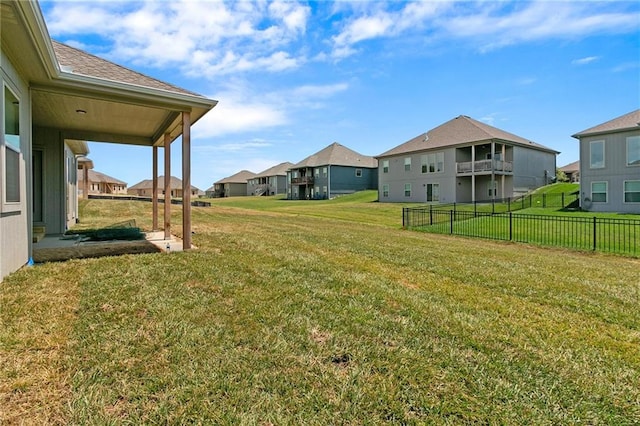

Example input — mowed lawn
[1,195,639,424]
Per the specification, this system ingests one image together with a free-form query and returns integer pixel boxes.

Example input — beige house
[573,109,640,213]
[559,160,580,183]
[207,170,256,197]
[0,0,216,281]
[128,176,201,198]
[79,169,128,196]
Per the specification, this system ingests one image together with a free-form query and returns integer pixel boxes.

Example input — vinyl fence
[403,206,639,256]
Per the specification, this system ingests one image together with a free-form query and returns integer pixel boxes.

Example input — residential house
[79,169,128,196]
[208,170,256,197]
[572,109,640,213]
[286,142,378,200]
[128,176,201,198]
[0,0,216,281]
[376,115,558,203]
[559,160,580,183]
[248,162,293,196]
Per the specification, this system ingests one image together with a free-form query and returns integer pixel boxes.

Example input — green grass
[532,182,580,195]
[2,197,639,424]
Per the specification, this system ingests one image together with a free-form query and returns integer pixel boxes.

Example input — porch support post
[490,141,495,200]
[501,144,506,198]
[152,146,158,231]
[182,111,192,250]
[471,145,476,203]
[164,133,171,240]
[82,162,89,199]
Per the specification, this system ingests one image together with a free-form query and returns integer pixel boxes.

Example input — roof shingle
[572,109,640,138]
[291,142,377,169]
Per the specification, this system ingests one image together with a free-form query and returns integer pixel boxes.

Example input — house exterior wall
[329,165,378,197]
[379,143,555,203]
[579,129,640,213]
[378,148,457,203]
[1,48,30,280]
[225,182,247,197]
[512,146,556,194]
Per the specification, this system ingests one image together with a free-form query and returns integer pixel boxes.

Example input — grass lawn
[1,196,639,424]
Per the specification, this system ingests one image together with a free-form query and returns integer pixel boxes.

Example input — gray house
[559,160,580,183]
[287,142,378,199]
[377,115,558,203]
[248,162,293,196]
[208,170,256,197]
[572,109,640,213]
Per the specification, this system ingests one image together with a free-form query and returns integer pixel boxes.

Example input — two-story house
[376,115,558,203]
[572,109,640,213]
[207,170,256,198]
[286,142,378,200]
[248,162,293,196]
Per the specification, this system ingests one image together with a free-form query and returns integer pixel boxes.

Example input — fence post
[508,197,511,212]
[543,193,546,208]
[429,204,433,225]
[402,208,406,228]
[450,210,454,234]
[562,192,565,207]
[474,201,477,217]
[593,216,597,251]
[492,198,495,214]
[509,212,513,240]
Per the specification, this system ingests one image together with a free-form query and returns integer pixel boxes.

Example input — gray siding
[329,165,377,197]
[1,49,30,280]
[579,129,640,213]
[512,146,556,193]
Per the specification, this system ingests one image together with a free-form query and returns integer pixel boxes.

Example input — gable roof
[215,170,257,184]
[559,161,580,173]
[572,109,640,138]
[79,169,127,185]
[291,142,378,169]
[52,41,202,98]
[254,162,294,178]
[129,176,200,191]
[378,115,557,158]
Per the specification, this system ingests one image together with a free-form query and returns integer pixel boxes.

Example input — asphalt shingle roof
[254,162,294,178]
[79,170,126,185]
[215,170,256,184]
[377,115,556,158]
[291,142,377,169]
[572,109,640,138]
[129,176,200,191]
[52,41,204,98]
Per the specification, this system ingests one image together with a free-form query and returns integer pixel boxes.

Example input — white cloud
[572,56,600,66]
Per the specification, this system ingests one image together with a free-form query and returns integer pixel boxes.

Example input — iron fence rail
[403,206,639,256]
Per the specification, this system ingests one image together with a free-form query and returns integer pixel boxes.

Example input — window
[591,181,607,203]
[426,183,439,202]
[355,168,362,177]
[315,186,319,195]
[4,85,20,203]
[315,168,319,177]
[322,185,327,197]
[488,180,497,197]
[382,184,389,198]
[322,167,327,178]
[421,152,444,174]
[590,140,605,168]
[404,183,411,197]
[404,157,411,172]
[382,160,389,173]
[624,181,640,203]
[627,136,640,166]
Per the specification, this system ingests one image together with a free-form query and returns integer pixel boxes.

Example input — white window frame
[355,168,362,177]
[426,183,439,202]
[382,184,389,198]
[404,157,411,172]
[623,180,640,203]
[322,167,327,178]
[382,160,389,173]
[421,152,444,174]
[590,140,605,169]
[404,183,411,197]
[591,181,608,203]
[626,136,640,167]
[3,83,22,208]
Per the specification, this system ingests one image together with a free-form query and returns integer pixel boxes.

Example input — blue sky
[40,0,640,191]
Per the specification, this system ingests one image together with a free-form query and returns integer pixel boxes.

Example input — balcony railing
[291,176,314,185]
[456,159,513,174]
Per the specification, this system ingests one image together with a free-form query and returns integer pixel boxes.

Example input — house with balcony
[376,115,558,203]
[207,170,256,198]
[286,142,378,200]
[572,109,640,213]
[248,162,293,196]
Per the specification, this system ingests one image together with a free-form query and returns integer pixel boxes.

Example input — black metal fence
[436,192,580,214]
[402,206,639,256]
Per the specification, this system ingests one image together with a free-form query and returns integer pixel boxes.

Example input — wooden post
[182,111,192,250]
[82,163,89,199]
[152,146,158,231]
[164,133,171,240]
